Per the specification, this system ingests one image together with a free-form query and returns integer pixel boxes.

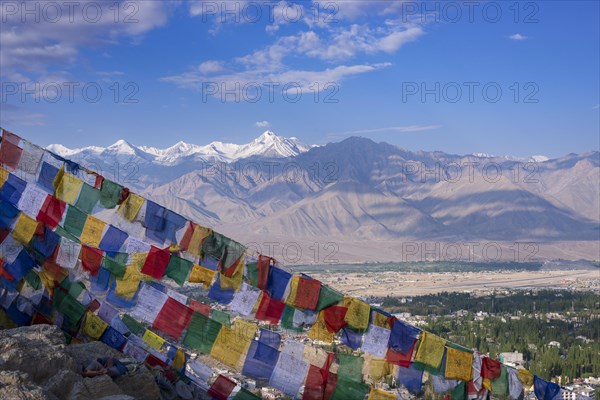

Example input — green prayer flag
[330,377,369,400]
[54,226,81,243]
[24,270,41,290]
[99,180,122,209]
[68,281,86,299]
[210,309,231,327]
[316,285,343,311]
[337,354,364,383]
[121,314,144,335]
[53,290,85,325]
[182,312,222,354]
[245,261,258,287]
[74,183,100,213]
[280,305,303,332]
[63,206,87,238]
[492,365,509,396]
[234,388,261,400]
[452,381,467,400]
[104,257,126,278]
[165,255,193,286]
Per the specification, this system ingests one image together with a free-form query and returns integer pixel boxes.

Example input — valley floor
[309,268,600,297]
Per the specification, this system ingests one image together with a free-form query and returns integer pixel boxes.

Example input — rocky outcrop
[0,325,161,400]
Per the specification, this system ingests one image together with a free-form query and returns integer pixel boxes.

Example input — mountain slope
[51,133,599,262]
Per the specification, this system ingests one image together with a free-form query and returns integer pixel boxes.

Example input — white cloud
[198,60,225,74]
[509,33,528,41]
[161,62,391,98]
[255,121,271,128]
[0,1,171,80]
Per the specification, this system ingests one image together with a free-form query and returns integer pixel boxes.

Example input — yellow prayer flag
[343,297,371,331]
[118,192,145,221]
[11,213,38,244]
[372,310,390,329]
[308,311,335,343]
[187,225,212,257]
[210,319,257,369]
[0,166,8,187]
[80,215,105,247]
[517,368,534,387]
[172,348,186,371]
[115,261,143,298]
[55,173,84,205]
[83,311,109,340]
[285,275,300,305]
[368,388,397,400]
[368,359,392,383]
[219,257,244,291]
[483,377,492,391]
[189,264,216,287]
[142,329,166,350]
[53,165,64,191]
[414,331,447,368]
[445,347,473,381]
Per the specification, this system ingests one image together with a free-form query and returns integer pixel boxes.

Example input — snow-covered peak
[530,155,549,163]
[105,139,137,155]
[47,131,312,165]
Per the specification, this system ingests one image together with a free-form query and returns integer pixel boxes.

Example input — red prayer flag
[81,245,103,277]
[303,352,337,400]
[146,354,169,369]
[87,299,101,312]
[0,130,22,171]
[0,259,14,281]
[37,195,65,228]
[323,305,348,333]
[257,255,271,290]
[31,312,52,325]
[1,130,21,145]
[141,246,171,279]
[0,228,9,244]
[179,222,195,251]
[152,297,194,341]
[385,339,417,367]
[208,374,236,400]
[295,276,321,310]
[94,175,104,189]
[0,140,23,171]
[481,357,502,379]
[255,293,285,324]
[187,298,211,316]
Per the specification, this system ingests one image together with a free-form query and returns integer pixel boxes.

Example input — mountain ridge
[52,132,599,263]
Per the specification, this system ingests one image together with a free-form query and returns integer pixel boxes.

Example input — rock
[114,365,161,400]
[0,370,55,400]
[68,375,124,400]
[0,325,162,400]
[0,325,76,384]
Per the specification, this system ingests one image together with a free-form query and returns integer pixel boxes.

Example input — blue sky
[0,0,598,158]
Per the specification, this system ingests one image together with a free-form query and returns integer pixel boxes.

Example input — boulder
[0,325,162,400]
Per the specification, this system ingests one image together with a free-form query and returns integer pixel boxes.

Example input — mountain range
[48,132,600,264]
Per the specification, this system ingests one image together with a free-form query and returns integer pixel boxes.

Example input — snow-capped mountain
[45,134,599,263]
[47,131,311,165]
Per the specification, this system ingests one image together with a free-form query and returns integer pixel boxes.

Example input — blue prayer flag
[37,162,59,193]
[340,327,363,350]
[99,225,128,254]
[100,326,127,350]
[267,267,291,301]
[398,364,424,394]
[389,319,421,353]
